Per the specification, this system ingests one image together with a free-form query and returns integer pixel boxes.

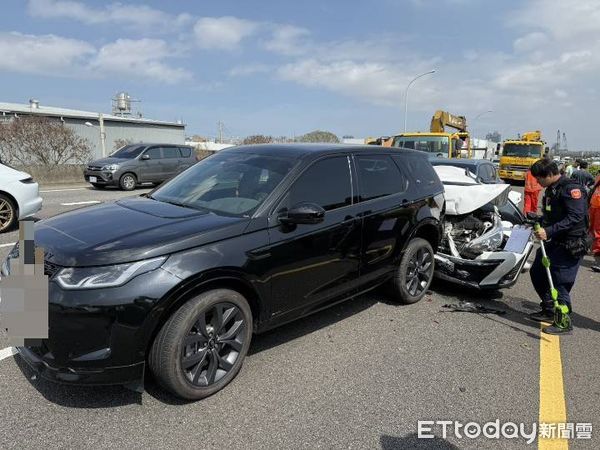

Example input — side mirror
[544,147,549,155]
[280,202,325,225]
[142,154,150,160]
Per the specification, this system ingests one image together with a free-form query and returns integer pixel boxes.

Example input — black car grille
[87,165,103,171]
[44,260,62,278]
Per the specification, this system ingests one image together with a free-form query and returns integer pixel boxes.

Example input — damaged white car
[433,165,534,290]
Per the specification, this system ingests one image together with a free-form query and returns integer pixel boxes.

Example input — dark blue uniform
[530,176,588,312]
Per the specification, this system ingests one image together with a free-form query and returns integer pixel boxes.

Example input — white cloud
[263,25,310,56]
[194,17,260,50]
[0,31,94,75]
[229,64,271,77]
[278,59,428,106]
[513,32,548,53]
[91,39,192,84]
[0,32,192,84]
[27,0,192,30]
[512,0,600,41]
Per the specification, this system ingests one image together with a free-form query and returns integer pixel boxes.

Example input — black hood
[35,197,248,266]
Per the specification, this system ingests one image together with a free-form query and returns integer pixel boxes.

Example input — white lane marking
[0,347,19,361]
[40,188,87,193]
[60,201,101,206]
[0,243,16,248]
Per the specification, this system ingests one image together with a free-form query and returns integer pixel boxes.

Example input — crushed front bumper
[434,244,533,290]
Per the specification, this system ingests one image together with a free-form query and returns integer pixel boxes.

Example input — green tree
[298,130,340,143]
[485,131,502,143]
[242,135,273,145]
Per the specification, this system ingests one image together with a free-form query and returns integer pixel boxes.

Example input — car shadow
[13,355,143,408]
[15,290,386,407]
[579,257,599,270]
[430,279,543,340]
[248,292,383,356]
[431,278,600,335]
[380,433,459,449]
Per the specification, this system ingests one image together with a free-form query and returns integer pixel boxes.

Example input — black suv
[84,143,197,190]
[9,144,444,400]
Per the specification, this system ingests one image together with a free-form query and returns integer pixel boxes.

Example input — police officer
[528,158,589,335]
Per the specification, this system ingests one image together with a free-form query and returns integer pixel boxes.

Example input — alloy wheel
[405,247,433,297]
[181,302,246,387]
[123,175,135,190]
[0,198,14,231]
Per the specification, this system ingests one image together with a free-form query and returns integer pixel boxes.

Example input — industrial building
[0,94,185,160]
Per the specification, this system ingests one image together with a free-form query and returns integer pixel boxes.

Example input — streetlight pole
[85,116,107,158]
[471,110,493,139]
[404,69,436,133]
[473,110,493,122]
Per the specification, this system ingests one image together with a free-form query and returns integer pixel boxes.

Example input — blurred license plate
[89,176,97,182]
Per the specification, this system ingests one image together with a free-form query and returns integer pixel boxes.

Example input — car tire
[149,289,253,400]
[0,194,17,233]
[388,238,435,304]
[91,183,106,190]
[119,173,137,191]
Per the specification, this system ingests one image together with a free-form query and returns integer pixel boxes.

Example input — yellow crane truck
[498,131,547,181]
[389,110,471,158]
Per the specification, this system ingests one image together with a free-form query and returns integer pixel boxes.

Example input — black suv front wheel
[388,238,434,304]
[149,289,253,400]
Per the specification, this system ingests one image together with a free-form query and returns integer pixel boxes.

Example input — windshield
[110,144,147,158]
[150,151,296,217]
[392,136,449,155]
[503,143,543,158]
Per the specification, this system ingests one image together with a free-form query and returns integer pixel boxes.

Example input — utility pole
[98,113,107,158]
[217,121,224,143]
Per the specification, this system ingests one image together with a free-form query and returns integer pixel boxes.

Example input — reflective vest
[525,170,542,193]
[591,176,600,209]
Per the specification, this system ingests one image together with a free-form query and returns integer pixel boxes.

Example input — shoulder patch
[570,188,582,199]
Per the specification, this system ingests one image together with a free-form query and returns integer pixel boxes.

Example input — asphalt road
[0,183,598,449]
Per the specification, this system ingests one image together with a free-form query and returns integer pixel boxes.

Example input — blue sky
[1,0,599,149]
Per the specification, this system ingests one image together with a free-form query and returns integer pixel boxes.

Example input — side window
[179,147,192,158]
[393,154,441,190]
[282,156,352,212]
[144,147,162,159]
[163,147,180,158]
[490,165,498,181]
[479,164,493,182]
[355,154,407,202]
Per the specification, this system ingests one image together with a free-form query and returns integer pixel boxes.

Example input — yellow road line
[539,323,568,449]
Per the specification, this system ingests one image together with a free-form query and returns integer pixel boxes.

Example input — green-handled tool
[534,223,571,329]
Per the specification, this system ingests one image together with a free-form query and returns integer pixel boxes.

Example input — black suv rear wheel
[149,289,252,400]
[388,238,434,304]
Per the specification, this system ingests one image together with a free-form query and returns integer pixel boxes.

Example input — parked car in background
[0,163,42,232]
[84,143,197,191]
[429,158,504,184]
[8,144,444,400]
